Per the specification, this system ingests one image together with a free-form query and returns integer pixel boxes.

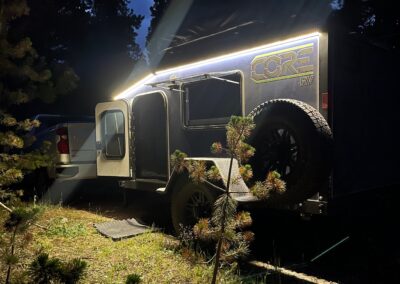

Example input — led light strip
[114,31,320,100]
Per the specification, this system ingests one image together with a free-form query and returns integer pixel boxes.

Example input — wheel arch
[164,158,251,199]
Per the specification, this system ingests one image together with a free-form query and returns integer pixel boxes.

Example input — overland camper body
[95,31,400,230]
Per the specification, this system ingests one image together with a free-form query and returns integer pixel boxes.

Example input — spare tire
[248,99,333,205]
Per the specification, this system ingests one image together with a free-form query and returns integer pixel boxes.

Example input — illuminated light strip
[251,43,314,60]
[114,31,320,100]
[114,74,154,100]
[156,32,320,75]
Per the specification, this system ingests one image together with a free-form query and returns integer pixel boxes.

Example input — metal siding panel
[114,33,321,177]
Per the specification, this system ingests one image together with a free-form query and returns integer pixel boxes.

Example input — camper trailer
[95,31,400,231]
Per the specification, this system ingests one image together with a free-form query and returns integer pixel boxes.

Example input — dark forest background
[4,0,399,117]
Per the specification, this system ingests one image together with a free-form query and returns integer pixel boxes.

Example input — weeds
[0,205,240,283]
[44,217,87,238]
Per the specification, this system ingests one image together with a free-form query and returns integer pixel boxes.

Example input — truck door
[95,100,131,177]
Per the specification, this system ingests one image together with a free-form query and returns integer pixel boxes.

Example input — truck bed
[53,121,97,181]
[68,122,96,163]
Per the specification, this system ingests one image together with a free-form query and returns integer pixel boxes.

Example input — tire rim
[258,127,299,178]
[184,191,213,225]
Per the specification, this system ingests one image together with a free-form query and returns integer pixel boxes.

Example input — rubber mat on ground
[94,218,150,240]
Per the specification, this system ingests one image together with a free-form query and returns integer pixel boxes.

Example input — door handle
[96,141,102,150]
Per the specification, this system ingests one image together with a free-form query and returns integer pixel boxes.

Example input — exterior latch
[96,141,102,150]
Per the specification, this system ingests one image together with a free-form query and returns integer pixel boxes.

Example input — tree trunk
[5,225,18,284]
[211,155,234,284]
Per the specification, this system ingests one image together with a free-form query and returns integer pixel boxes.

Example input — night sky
[128,0,154,50]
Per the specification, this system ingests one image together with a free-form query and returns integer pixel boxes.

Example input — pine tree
[0,0,78,202]
[171,116,286,283]
[9,0,144,114]
[83,0,144,102]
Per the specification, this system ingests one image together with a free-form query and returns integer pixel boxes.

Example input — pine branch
[0,201,12,212]
[0,202,47,230]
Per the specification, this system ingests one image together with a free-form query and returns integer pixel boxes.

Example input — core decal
[250,43,315,83]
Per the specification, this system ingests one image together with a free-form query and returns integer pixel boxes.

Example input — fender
[163,157,257,203]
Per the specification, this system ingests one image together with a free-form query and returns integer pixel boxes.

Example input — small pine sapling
[1,206,41,284]
[171,115,286,284]
[58,258,87,284]
[29,252,87,284]
[125,273,142,284]
[29,253,61,284]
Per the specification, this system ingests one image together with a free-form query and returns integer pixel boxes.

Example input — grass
[0,205,241,283]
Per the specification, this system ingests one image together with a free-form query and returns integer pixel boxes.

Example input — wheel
[249,99,333,205]
[171,181,217,234]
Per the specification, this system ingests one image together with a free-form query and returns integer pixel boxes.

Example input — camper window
[101,110,125,159]
[182,73,241,127]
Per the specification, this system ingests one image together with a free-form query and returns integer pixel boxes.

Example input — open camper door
[95,100,131,177]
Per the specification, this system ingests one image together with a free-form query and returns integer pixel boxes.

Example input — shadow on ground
[66,179,173,232]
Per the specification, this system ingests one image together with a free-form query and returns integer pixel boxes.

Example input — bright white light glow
[114,31,320,100]
[114,74,154,100]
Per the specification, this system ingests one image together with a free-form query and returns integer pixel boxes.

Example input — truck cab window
[101,110,125,159]
[183,73,241,126]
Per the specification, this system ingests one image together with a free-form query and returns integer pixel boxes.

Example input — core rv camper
[95,31,400,231]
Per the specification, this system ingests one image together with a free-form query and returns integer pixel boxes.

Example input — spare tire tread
[248,99,333,205]
[250,99,332,139]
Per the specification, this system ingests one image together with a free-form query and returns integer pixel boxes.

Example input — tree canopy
[11,0,144,115]
[145,0,400,68]
[0,0,78,108]
[0,0,76,202]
